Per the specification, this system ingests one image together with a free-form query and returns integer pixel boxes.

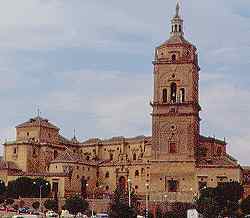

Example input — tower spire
[176,0,180,17]
[171,0,184,37]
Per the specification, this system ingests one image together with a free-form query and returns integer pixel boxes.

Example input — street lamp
[33,181,49,212]
[86,183,89,199]
[145,183,149,218]
[128,178,131,207]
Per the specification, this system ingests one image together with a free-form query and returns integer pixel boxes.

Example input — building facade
[0,3,248,202]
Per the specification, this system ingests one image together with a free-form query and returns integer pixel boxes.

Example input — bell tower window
[170,82,177,103]
[179,25,182,32]
[162,89,168,103]
[174,24,177,32]
[180,88,185,103]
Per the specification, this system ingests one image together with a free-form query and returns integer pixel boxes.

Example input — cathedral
[0,3,249,202]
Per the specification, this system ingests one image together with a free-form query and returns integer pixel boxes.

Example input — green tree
[32,177,51,198]
[196,182,243,217]
[108,185,138,218]
[240,196,250,215]
[64,195,89,215]
[44,199,58,212]
[7,177,34,198]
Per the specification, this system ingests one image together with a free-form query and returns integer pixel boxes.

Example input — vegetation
[32,201,40,210]
[6,177,50,199]
[108,184,139,218]
[0,180,6,195]
[240,196,250,216]
[64,195,89,215]
[196,182,243,217]
[44,199,58,212]
[32,177,51,198]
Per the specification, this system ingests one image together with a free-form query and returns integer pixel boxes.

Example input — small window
[13,147,17,154]
[33,148,36,155]
[77,166,79,170]
[172,54,176,62]
[105,172,110,178]
[141,168,145,174]
[168,180,178,192]
[179,25,182,32]
[174,24,178,32]
[27,132,30,137]
[162,89,168,103]
[106,186,109,191]
[88,167,90,171]
[135,170,139,177]
[133,153,137,161]
[76,175,79,179]
[110,153,113,161]
[169,143,177,153]
[86,156,90,161]
[82,166,85,171]
[135,185,138,189]
[54,150,58,159]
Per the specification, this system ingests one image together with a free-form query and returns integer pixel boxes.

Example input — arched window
[135,170,139,177]
[54,150,58,159]
[86,156,90,161]
[106,185,109,191]
[133,153,136,161]
[172,54,176,62]
[172,25,174,32]
[105,171,110,178]
[180,88,185,103]
[141,168,145,175]
[170,82,177,103]
[175,24,178,32]
[179,25,182,32]
[169,142,177,153]
[162,89,168,103]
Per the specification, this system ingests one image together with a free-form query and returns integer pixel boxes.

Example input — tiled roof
[160,35,194,48]
[10,171,69,177]
[197,155,239,168]
[51,149,97,166]
[0,160,21,171]
[199,135,226,145]
[16,116,59,130]
[81,135,151,145]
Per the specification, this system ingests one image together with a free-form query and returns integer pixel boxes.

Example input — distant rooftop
[16,116,60,130]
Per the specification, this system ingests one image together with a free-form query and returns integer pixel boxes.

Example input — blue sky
[0,0,250,164]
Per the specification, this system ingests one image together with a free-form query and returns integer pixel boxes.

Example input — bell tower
[151,2,201,161]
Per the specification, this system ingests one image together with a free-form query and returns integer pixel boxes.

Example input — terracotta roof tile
[16,116,59,130]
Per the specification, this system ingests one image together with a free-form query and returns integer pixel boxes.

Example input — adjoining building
[0,3,249,202]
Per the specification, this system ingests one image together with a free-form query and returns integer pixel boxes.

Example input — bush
[240,196,250,215]
[7,177,33,198]
[64,195,89,215]
[44,199,58,212]
[32,201,40,210]
[0,181,6,195]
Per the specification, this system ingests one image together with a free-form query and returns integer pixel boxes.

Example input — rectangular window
[168,180,178,192]
[169,143,177,153]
